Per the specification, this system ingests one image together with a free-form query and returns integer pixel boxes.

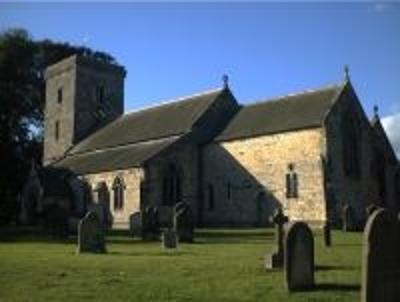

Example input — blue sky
[1,2,399,155]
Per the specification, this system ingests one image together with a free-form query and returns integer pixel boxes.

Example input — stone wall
[324,84,384,227]
[83,167,143,229]
[43,55,125,165]
[202,128,326,227]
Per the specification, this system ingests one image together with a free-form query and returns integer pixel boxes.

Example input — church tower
[43,55,126,165]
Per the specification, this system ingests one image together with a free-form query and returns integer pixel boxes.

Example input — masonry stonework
[203,128,326,227]
[83,168,143,229]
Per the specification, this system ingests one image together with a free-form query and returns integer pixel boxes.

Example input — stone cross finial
[344,65,350,82]
[373,105,379,118]
[222,74,229,89]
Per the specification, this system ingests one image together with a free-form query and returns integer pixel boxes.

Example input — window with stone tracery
[112,176,124,211]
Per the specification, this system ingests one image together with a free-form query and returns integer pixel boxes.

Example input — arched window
[112,177,125,211]
[341,110,361,176]
[162,164,182,206]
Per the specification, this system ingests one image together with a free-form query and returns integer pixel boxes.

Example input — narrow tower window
[57,87,63,104]
[55,121,60,141]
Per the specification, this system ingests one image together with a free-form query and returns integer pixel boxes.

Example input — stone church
[21,54,400,230]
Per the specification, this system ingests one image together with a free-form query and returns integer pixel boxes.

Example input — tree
[0,28,116,225]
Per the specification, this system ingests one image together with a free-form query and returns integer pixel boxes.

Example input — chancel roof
[216,84,345,141]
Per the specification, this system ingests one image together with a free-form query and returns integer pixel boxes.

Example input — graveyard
[0,228,362,302]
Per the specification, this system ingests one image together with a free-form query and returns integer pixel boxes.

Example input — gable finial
[222,74,229,89]
[344,64,350,82]
[373,104,379,118]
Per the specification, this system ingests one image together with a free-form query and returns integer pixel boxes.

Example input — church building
[22,54,399,230]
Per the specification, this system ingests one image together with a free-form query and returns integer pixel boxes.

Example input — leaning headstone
[129,212,142,237]
[284,222,314,292]
[77,212,106,254]
[173,202,194,243]
[323,222,332,247]
[265,208,288,270]
[361,208,400,302]
[161,228,177,249]
[342,204,355,232]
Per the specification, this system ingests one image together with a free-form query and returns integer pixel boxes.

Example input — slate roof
[55,88,226,174]
[55,136,180,174]
[69,88,225,155]
[216,84,345,142]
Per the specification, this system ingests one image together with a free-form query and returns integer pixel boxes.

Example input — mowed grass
[0,228,362,302]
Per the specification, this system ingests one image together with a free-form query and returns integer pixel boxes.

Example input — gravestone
[265,208,288,270]
[87,203,109,229]
[142,206,160,240]
[284,222,314,292]
[173,202,194,243]
[323,221,332,247]
[161,228,178,249]
[361,208,400,302]
[77,212,106,254]
[129,212,142,237]
[342,204,355,232]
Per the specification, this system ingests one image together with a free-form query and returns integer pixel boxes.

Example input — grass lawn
[0,228,362,302]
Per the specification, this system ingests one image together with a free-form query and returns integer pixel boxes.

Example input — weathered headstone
[129,212,142,237]
[323,221,332,247]
[265,208,289,270]
[173,202,194,243]
[361,208,400,302]
[161,228,178,249]
[87,202,109,229]
[284,222,314,291]
[142,206,160,240]
[342,204,355,232]
[77,212,106,254]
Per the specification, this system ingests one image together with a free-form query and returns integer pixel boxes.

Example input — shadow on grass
[315,265,357,271]
[108,250,193,257]
[314,283,360,292]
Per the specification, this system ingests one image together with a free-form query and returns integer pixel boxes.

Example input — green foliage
[0,28,116,224]
[0,229,362,301]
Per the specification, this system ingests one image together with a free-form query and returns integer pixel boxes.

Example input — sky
[1,2,399,157]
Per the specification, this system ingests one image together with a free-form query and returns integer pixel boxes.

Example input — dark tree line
[0,28,116,225]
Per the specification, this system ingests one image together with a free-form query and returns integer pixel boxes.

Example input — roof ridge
[242,83,344,109]
[122,87,223,119]
[66,135,182,158]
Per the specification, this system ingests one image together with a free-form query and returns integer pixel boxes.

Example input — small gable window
[341,110,361,176]
[57,87,63,104]
[286,163,298,198]
[112,177,125,211]
[208,184,215,211]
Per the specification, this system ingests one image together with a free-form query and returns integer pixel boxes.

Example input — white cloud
[382,113,400,159]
